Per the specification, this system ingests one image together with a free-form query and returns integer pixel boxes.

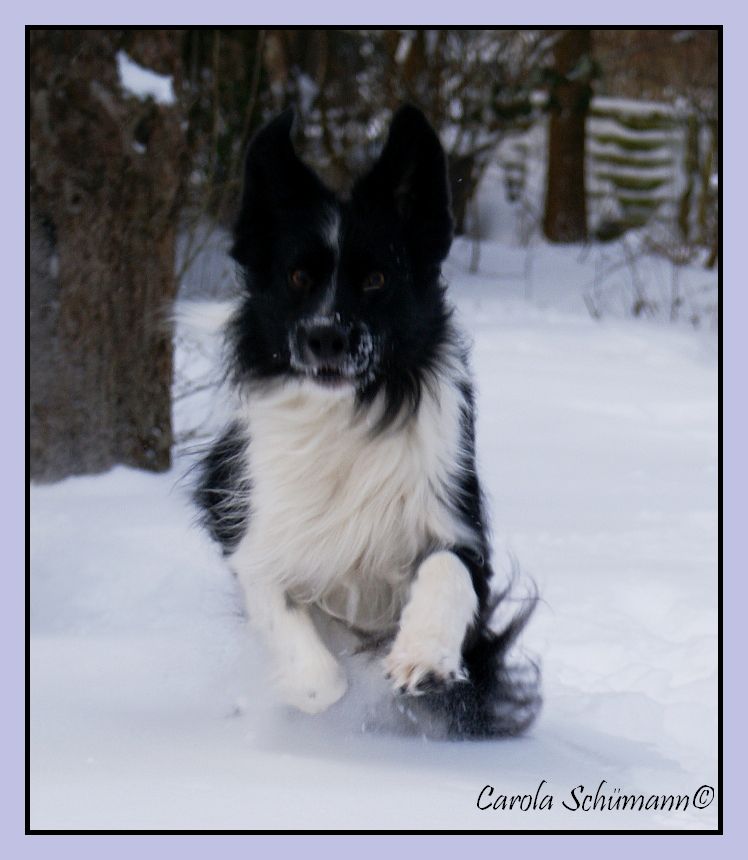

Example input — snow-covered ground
[30,231,718,831]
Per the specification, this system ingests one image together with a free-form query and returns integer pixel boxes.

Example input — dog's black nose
[299,322,349,365]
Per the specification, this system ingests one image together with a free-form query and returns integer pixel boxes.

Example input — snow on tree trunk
[30,30,188,481]
[543,29,593,243]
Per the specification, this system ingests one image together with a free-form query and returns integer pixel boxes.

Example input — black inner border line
[24,23,724,837]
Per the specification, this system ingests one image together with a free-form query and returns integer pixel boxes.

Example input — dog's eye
[363,271,385,292]
[290,269,313,291]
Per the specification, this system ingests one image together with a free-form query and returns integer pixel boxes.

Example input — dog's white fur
[383,550,477,691]
[228,341,481,711]
[240,574,348,714]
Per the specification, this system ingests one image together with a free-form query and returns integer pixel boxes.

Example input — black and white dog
[194,106,540,738]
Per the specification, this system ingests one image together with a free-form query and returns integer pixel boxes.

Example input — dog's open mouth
[308,366,355,388]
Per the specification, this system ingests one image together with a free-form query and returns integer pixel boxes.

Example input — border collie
[194,105,540,738]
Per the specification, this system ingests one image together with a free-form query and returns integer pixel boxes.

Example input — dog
[194,105,540,738]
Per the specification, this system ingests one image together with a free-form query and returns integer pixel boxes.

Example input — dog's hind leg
[236,573,348,714]
[383,550,478,695]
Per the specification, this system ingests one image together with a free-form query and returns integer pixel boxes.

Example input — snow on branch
[116,50,175,105]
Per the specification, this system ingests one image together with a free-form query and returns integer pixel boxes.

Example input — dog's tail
[399,579,542,739]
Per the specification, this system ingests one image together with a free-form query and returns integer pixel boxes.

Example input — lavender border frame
[8,4,742,857]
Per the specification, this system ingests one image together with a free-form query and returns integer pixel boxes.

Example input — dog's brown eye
[363,271,385,292]
[290,269,312,290]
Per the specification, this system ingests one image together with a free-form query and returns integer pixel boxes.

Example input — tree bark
[30,30,188,481]
[448,153,479,236]
[543,29,593,243]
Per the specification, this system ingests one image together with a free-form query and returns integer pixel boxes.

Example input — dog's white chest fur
[229,371,475,632]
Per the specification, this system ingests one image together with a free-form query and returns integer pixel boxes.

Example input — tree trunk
[30,30,188,481]
[678,113,702,243]
[543,29,593,243]
[448,153,479,236]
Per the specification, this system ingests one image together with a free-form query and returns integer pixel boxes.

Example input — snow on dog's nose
[290,317,377,388]
[291,318,358,388]
[299,321,349,368]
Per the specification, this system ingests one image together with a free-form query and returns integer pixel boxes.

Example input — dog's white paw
[383,552,476,695]
[383,631,466,695]
[274,648,348,714]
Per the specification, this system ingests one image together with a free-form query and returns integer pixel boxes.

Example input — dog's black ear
[354,105,453,269]
[231,108,330,268]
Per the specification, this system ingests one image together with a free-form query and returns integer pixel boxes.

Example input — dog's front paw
[383,633,466,696]
[274,649,348,715]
